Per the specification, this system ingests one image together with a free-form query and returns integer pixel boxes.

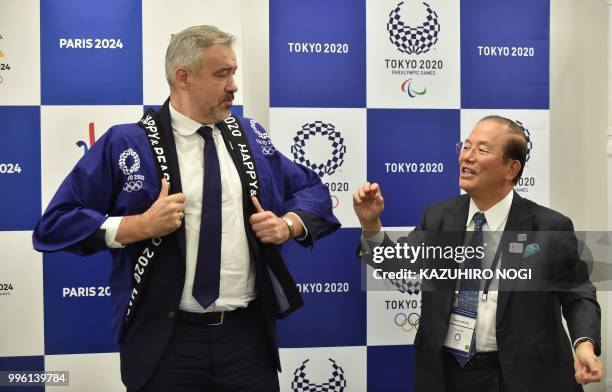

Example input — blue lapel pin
[523,243,540,258]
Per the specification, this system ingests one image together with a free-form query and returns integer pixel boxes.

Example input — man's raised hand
[353,181,384,232]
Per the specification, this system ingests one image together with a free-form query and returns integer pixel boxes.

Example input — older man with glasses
[354,115,602,392]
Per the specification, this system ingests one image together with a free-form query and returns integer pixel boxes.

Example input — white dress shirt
[464,190,513,352]
[169,104,255,312]
[103,103,256,312]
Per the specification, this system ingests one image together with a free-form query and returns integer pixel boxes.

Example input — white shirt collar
[169,102,215,136]
[467,190,514,231]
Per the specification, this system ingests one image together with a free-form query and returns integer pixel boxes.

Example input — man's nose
[460,147,477,162]
[227,75,238,93]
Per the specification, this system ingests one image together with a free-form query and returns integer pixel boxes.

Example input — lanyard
[453,231,505,302]
[481,240,504,301]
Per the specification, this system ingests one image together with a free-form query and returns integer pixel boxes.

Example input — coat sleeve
[249,120,341,244]
[276,150,341,242]
[357,202,430,270]
[554,217,601,355]
[32,128,121,255]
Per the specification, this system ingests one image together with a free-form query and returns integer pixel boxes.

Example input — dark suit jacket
[366,192,600,392]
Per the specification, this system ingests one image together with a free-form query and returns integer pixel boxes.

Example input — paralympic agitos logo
[401,78,426,97]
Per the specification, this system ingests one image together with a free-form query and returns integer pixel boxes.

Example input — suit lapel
[496,192,533,324]
[428,196,469,348]
[158,100,186,262]
[445,194,470,232]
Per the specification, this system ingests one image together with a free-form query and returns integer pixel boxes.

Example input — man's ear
[507,160,521,182]
[174,67,190,90]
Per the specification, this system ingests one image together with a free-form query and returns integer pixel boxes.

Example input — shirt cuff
[573,337,594,351]
[287,212,308,241]
[360,230,385,255]
[101,216,126,248]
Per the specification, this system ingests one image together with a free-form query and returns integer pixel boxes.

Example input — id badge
[442,308,477,357]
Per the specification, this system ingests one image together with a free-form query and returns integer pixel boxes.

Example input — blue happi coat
[33,101,340,347]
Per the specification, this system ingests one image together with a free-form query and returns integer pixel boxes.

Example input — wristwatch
[282,216,295,239]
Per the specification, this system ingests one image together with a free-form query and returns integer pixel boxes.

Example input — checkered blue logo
[514,120,533,162]
[387,1,440,55]
[389,279,421,295]
[291,358,346,392]
[291,121,346,177]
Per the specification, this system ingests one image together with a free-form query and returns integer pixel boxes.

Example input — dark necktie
[454,211,486,366]
[192,126,222,308]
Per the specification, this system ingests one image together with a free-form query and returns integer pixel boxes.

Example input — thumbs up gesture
[141,179,187,237]
[249,197,299,244]
[115,179,186,245]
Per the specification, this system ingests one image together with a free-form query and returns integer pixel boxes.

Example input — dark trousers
[443,352,508,392]
[134,301,279,392]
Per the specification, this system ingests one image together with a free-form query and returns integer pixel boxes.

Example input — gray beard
[206,105,231,124]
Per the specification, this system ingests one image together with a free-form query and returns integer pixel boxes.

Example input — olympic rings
[122,180,143,192]
[394,312,420,332]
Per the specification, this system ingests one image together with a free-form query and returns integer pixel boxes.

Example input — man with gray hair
[354,116,602,391]
[34,25,339,391]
